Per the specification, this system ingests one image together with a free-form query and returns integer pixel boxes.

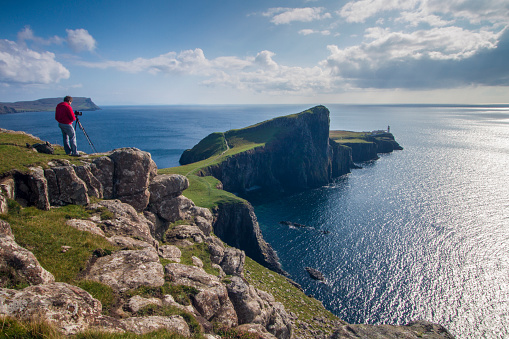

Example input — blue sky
[1,0,508,105]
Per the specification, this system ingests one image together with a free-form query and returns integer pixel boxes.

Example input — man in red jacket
[55,96,79,156]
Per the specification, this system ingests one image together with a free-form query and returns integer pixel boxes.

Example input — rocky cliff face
[213,201,283,275]
[201,106,336,195]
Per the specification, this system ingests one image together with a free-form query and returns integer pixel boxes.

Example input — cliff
[0,129,453,339]
[182,106,402,195]
[0,97,100,113]
[184,106,333,195]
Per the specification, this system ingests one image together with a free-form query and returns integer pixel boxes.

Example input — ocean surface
[1,104,508,338]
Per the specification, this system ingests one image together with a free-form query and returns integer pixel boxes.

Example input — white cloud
[299,29,331,35]
[339,0,417,23]
[66,29,96,53]
[78,48,335,95]
[264,7,332,25]
[0,39,70,85]
[339,0,509,25]
[321,26,509,88]
[77,48,212,74]
[17,26,64,45]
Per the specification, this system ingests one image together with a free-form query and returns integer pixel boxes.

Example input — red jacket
[55,102,76,124]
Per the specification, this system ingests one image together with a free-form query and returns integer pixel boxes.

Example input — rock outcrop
[213,201,283,275]
[0,220,55,286]
[199,106,333,194]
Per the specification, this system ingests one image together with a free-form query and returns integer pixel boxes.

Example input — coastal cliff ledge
[181,105,402,196]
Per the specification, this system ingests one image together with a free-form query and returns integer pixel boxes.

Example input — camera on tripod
[74,110,83,116]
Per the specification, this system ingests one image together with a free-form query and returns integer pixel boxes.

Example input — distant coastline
[0,97,100,114]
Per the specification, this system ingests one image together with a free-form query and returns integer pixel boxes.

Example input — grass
[178,242,219,276]
[0,130,99,175]
[329,130,372,144]
[76,280,117,315]
[0,200,118,284]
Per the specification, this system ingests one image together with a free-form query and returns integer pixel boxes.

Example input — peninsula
[0,97,100,114]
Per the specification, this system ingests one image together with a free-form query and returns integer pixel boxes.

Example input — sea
[1,104,508,338]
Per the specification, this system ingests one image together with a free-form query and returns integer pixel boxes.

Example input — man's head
[64,96,73,104]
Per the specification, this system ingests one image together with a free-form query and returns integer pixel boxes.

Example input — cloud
[321,26,509,89]
[78,48,334,95]
[263,7,331,25]
[339,0,417,23]
[339,0,509,25]
[17,26,64,45]
[0,39,70,85]
[77,48,212,74]
[299,29,331,35]
[66,29,96,53]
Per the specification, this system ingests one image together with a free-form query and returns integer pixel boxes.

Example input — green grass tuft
[0,201,118,283]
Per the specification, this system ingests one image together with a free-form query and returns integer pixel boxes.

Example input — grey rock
[92,200,157,247]
[91,156,114,199]
[159,244,182,262]
[0,282,101,335]
[109,148,157,212]
[14,167,50,210]
[87,248,164,292]
[220,247,245,276]
[126,295,162,313]
[165,263,238,328]
[0,220,55,286]
[153,195,195,223]
[66,219,105,237]
[192,256,204,268]
[45,166,89,206]
[235,324,277,339]
[120,315,190,336]
[149,174,189,203]
[227,276,292,339]
[107,235,154,250]
[74,163,103,198]
[206,236,226,265]
[165,224,206,246]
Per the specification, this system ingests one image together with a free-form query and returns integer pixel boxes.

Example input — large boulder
[44,166,89,206]
[91,156,114,199]
[13,167,50,210]
[109,148,157,212]
[0,220,55,286]
[90,200,157,247]
[86,248,164,292]
[74,164,103,199]
[0,282,101,335]
[220,247,245,276]
[149,174,189,202]
[120,315,190,336]
[165,263,238,328]
[227,276,292,339]
[152,195,195,223]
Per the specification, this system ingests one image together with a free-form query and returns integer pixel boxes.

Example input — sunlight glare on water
[255,105,509,339]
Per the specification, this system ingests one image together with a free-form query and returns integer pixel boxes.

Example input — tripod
[74,117,98,153]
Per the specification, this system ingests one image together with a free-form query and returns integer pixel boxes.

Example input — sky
[1,0,509,105]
